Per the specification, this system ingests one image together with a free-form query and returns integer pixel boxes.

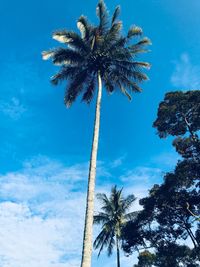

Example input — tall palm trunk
[116,236,120,267]
[81,71,102,267]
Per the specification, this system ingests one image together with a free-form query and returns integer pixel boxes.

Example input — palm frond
[119,85,132,101]
[96,193,110,205]
[82,76,96,103]
[42,50,55,60]
[51,48,83,65]
[124,211,140,221]
[133,61,151,69]
[111,6,120,25]
[109,67,148,83]
[110,47,132,61]
[51,66,80,85]
[117,75,142,94]
[134,37,152,47]
[94,225,115,257]
[128,47,150,55]
[103,74,114,93]
[123,195,136,211]
[77,15,92,40]
[94,229,110,256]
[96,0,109,34]
[107,231,115,256]
[127,25,143,39]
[53,30,89,52]
[94,212,109,224]
[106,21,122,43]
[64,69,89,107]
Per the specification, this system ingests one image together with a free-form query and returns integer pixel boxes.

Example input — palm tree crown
[94,186,137,259]
[42,0,151,107]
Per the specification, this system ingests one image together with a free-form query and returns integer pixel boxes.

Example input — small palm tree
[42,1,151,266]
[94,186,138,267]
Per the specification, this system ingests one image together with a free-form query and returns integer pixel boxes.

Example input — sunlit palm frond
[77,15,93,41]
[127,25,143,39]
[53,30,89,53]
[134,37,152,47]
[42,50,55,60]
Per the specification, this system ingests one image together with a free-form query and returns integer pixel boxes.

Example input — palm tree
[94,186,138,267]
[42,1,151,266]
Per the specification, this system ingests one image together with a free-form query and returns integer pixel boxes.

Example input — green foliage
[42,0,151,107]
[134,244,199,267]
[134,250,156,267]
[153,90,200,138]
[123,90,200,266]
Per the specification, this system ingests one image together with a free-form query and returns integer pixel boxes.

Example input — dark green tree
[153,90,200,139]
[42,1,151,266]
[134,250,156,267]
[93,186,137,267]
[134,244,199,267]
[122,90,200,265]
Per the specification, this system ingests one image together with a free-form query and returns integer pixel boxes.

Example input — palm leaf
[124,211,140,221]
[106,21,123,43]
[77,15,93,40]
[119,85,132,101]
[82,76,96,103]
[134,37,152,47]
[51,48,83,65]
[53,30,89,52]
[42,50,55,60]
[127,26,143,39]
[94,212,109,224]
[64,69,89,107]
[123,195,136,211]
[51,66,80,85]
[96,0,109,34]
[111,6,120,25]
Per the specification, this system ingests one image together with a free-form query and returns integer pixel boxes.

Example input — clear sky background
[0,0,200,266]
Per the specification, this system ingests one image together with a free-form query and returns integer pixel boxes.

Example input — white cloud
[0,156,166,267]
[109,155,126,168]
[0,156,117,267]
[0,97,26,120]
[0,202,81,267]
[171,53,200,89]
[0,157,89,267]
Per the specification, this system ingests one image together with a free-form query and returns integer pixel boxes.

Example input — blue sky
[1,0,200,266]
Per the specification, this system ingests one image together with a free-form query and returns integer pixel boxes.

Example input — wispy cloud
[0,97,26,120]
[171,53,200,89]
[109,155,126,168]
[120,166,162,184]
